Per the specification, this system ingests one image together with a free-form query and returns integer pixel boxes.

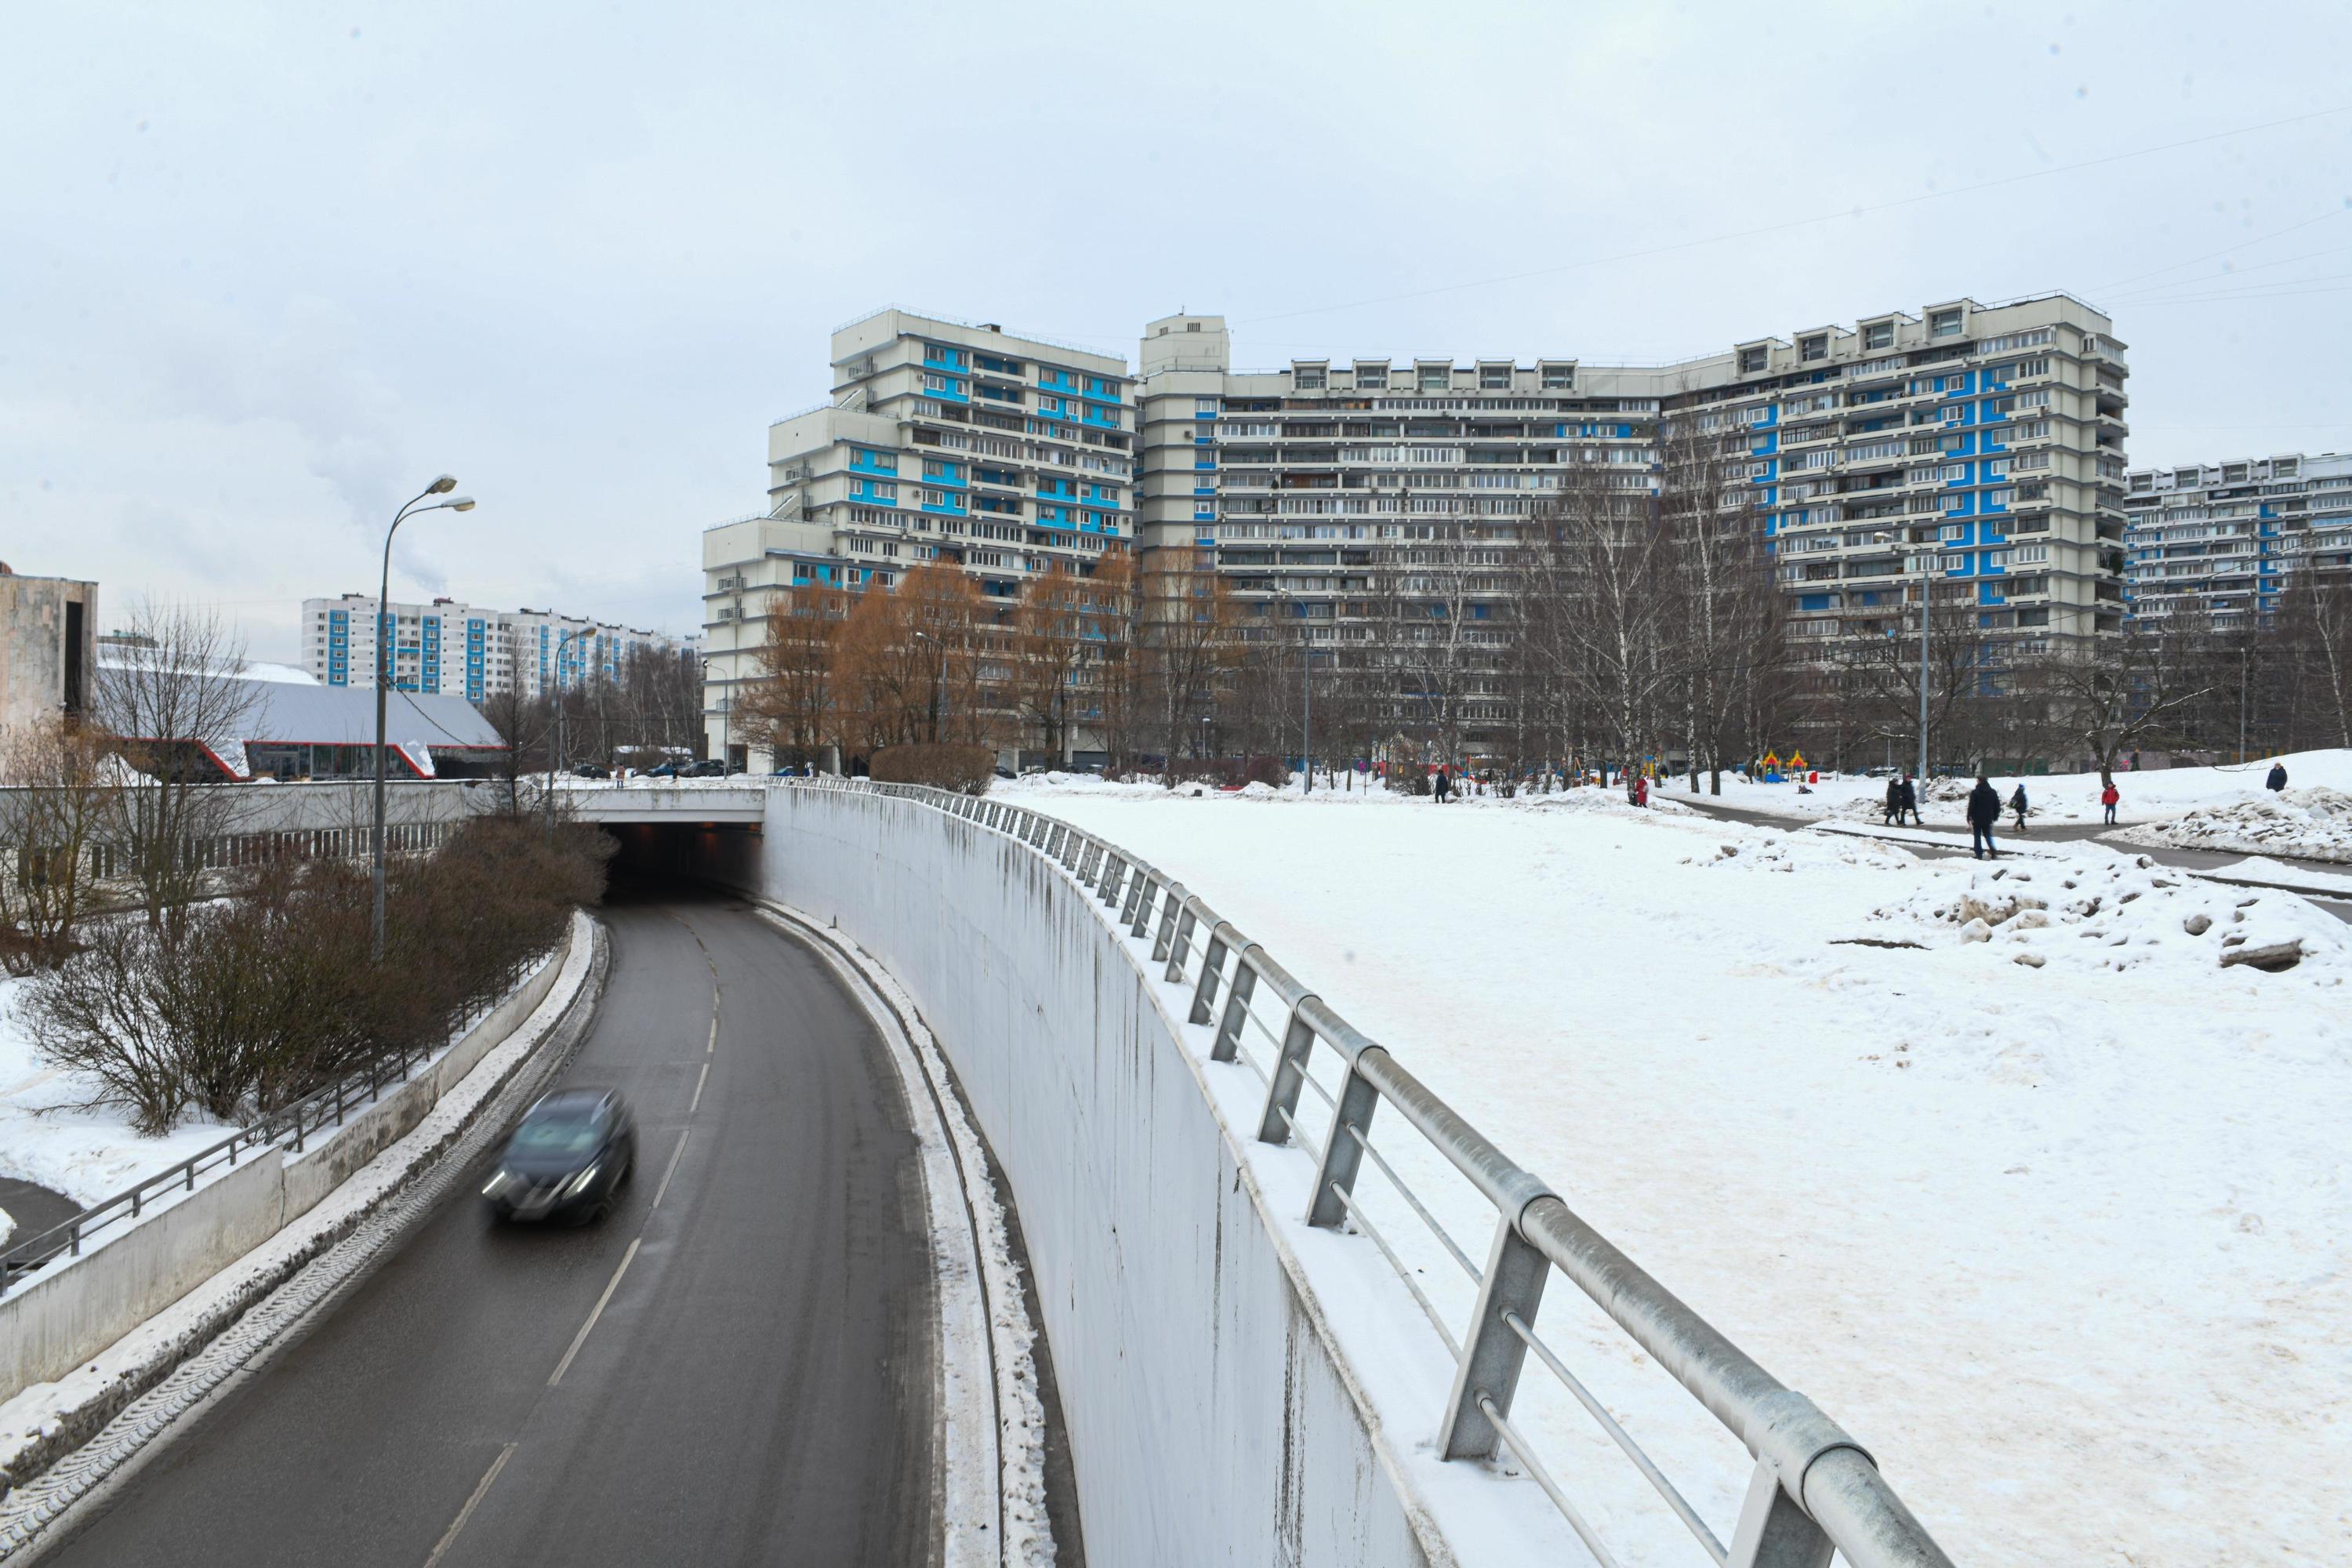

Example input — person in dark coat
[1898,773,1921,826]
[2266,761,2288,792]
[1882,776,1901,826]
[2009,782,2030,833]
[1966,774,2002,858]
[1432,764,1452,804]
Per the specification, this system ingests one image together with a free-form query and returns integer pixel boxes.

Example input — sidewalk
[1672,794,2352,916]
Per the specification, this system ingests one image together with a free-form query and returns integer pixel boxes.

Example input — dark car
[642,762,680,779]
[572,763,610,779]
[684,758,730,778]
[483,1089,636,1224]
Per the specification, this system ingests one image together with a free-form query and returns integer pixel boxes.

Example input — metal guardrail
[0,950,547,1298]
[803,775,1955,1568]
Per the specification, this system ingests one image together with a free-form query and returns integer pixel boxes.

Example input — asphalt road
[38,886,939,1568]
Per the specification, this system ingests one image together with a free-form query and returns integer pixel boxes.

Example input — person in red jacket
[2100,781,2120,826]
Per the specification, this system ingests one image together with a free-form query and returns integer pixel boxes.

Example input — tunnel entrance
[598,821,762,893]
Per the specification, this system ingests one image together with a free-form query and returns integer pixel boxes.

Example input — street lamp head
[446,496,476,512]
[427,474,457,495]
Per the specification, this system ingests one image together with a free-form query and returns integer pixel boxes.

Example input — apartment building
[1134,292,2129,751]
[303,593,695,703]
[2122,451,2352,629]
[703,308,1134,761]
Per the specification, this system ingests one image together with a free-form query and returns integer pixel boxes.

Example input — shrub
[869,742,995,793]
[16,814,613,1133]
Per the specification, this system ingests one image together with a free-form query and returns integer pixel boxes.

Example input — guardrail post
[1727,1460,1835,1568]
[1256,1004,1317,1144]
[1150,885,1183,960]
[1439,1218,1550,1460]
[1307,1054,1380,1229]
[1098,854,1126,906]
[1123,873,1153,935]
[1163,905,1198,984]
[1212,953,1257,1062]
[1189,928,1229,1027]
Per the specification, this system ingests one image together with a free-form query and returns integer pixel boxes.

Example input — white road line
[652,1128,691,1210]
[688,1059,710,1114]
[423,1441,517,1567]
[547,1238,641,1388]
[707,1009,718,1054]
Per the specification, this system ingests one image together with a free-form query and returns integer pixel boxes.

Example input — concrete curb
[0,911,608,1554]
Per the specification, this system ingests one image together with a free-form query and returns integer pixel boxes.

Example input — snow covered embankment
[2113,786,2352,865]
[1856,853,2351,975]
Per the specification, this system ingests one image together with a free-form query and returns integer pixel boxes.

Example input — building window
[1929,309,1963,339]
[1799,335,1827,362]
[1738,347,1768,374]
[1479,365,1511,389]
[1864,321,1893,350]
[1355,366,1386,390]
[1419,368,1450,391]
[1294,368,1325,390]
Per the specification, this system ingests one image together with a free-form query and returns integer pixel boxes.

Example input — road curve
[34,886,938,1567]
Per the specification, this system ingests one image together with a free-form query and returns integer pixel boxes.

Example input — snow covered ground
[2114,785,2352,865]
[995,773,2351,1566]
[0,975,234,1210]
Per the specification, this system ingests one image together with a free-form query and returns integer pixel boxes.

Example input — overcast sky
[5,2,2347,664]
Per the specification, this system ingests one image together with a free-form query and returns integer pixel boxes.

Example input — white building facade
[702,308,1134,762]
[303,593,697,703]
[2122,451,2352,630]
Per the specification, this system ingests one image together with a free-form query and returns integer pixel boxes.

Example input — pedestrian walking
[2100,780,2120,826]
[1898,773,1921,826]
[1432,764,1452,804]
[1882,775,1901,826]
[2009,782,2029,833]
[1966,774,2001,859]
[1634,773,1650,808]
[2266,760,2288,793]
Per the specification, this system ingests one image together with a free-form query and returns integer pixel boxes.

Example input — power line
[1234,104,2352,328]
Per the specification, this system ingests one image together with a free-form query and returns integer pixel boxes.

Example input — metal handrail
[0,948,551,1297]
[828,779,1958,1568]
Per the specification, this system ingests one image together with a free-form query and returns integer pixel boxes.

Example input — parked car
[482,1089,637,1225]
[642,762,680,779]
[572,763,610,779]
[684,758,728,778]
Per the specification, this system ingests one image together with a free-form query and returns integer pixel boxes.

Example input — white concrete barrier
[0,920,575,1405]
[695,789,1443,1567]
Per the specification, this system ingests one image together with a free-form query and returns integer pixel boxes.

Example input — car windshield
[509,1109,601,1159]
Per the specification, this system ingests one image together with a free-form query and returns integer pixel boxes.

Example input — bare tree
[2039,608,2225,785]
[2274,568,2352,749]
[1524,457,1681,774]
[0,715,122,969]
[92,603,259,930]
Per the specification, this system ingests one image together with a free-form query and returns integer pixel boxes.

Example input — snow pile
[1857,855,2352,976]
[2114,786,2352,864]
[1,1203,13,1247]
[1688,830,1916,874]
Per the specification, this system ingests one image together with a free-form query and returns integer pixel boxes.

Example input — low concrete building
[0,565,97,735]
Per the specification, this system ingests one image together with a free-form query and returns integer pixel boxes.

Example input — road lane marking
[548,1238,641,1388]
[423,1441,517,1567]
[688,1059,710,1114]
[707,1009,717,1054]
[652,1128,691,1210]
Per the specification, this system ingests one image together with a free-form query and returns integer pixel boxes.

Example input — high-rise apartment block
[705,295,2129,761]
[1134,293,2129,750]
[2121,451,2352,629]
[303,593,696,703]
[703,308,1133,760]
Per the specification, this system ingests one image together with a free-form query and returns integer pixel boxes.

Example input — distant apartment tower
[702,307,1135,762]
[303,594,694,702]
[1134,293,2129,752]
[0,564,97,733]
[2121,451,2352,629]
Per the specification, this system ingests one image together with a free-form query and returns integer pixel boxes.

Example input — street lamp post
[1873,530,1932,782]
[546,626,593,838]
[372,477,474,964]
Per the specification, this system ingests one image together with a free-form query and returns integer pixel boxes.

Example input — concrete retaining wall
[694,789,1436,1567]
[0,922,574,1404]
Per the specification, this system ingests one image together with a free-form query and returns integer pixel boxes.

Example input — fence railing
[804,775,1956,1568]
[0,949,550,1299]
